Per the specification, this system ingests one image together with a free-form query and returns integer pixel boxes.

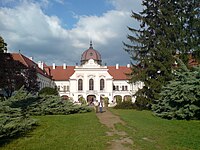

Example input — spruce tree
[152,59,200,120]
[159,0,200,63]
[124,0,174,109]
[124,0,199,109]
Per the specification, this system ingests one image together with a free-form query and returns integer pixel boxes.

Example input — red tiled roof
[108,66,131,80]
[11,53,51,79]
[49,66,75,81]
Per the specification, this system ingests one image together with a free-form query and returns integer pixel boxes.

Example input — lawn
[111,109,200,150]
[1,109,200,150]
[0,112,109,150]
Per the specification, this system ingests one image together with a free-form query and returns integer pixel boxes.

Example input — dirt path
[96,108,133,150]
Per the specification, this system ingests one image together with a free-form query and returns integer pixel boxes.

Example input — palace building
[9,42,143,104]
[44,42,143,104]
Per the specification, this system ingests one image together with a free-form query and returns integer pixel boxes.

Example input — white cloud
[0,0,142,66]
[108,0,143,12]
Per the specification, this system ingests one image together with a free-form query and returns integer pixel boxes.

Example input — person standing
[93,100,99,113]
[99,100,103,113]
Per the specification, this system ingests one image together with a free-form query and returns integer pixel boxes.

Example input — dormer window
[90,52,93,56]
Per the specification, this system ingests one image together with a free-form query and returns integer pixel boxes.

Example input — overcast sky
[0,0,143,66]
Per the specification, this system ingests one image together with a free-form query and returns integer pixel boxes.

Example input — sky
[0,0,143,66]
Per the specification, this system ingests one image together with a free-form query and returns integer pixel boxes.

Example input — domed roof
[81,41,102,65]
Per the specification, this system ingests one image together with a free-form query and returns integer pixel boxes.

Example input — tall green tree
[124,0,199,109]
[23,66,39,94]
[124,0,174,109]
[159,0,200,63]
[0,53,25,97]
[0,36,39,97]
[0,36,7,53]
[152,59,200,120]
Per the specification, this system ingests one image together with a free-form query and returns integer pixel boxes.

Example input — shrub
[114,101,135,109]
[116,96,122,104]
[0,88,37,140]
[38,87,58,96]
[103,97,109,107]
[79,96,86,105]
[27,95,92,115]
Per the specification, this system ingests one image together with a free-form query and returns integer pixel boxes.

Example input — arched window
[78,79,83,91]
[100,79,104,90]
[122,86,125,91]
[89,79,94,90]
[64,86,66,92]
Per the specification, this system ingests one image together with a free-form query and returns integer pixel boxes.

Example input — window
[116,86,119,91]
[89,79,94,90]
[122,86,125,91]
[100,79,104,90]
[57,86,60,91]
[78,79,83,91]
[125,86,128,91]
[113,85,115,90]
[64,86,66,92]
[67,86,69,91]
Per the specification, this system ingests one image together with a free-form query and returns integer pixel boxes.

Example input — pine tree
[159,0,200,63]
[152,59,200,120]
[124,0,199,109]
[124,0,174,109]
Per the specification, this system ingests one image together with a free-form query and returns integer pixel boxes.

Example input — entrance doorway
[87,95,96,105]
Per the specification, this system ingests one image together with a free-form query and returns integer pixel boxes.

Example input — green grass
[111,109,200,150]
[2,109,200,150]
[0,112,109,150]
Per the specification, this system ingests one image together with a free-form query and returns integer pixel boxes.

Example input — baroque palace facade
[10,42,143,104]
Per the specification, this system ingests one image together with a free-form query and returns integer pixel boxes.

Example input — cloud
[108,0,143,12]
[0,0,142,66]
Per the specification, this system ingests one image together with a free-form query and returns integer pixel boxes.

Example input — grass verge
[111,109,200,150]
[0,112,109,150]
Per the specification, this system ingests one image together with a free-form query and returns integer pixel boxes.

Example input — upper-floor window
[67,86,69,91]
[125,86,128,91]
[78,79,83,91]
[122,86,125,91]
[116,86,119,91]
[64,86,66,92]
[89,79,94,90]
[100,79,105,90]
[57,86,60,91]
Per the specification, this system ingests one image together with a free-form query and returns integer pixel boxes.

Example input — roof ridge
[18,53,29,67]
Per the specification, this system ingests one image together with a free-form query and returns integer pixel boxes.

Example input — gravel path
[96,108,133,150]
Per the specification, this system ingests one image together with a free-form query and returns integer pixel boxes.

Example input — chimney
[38,61,44,70]
[116,64,119,69]
[53,63,56,69]
[63,63,66,69]
[127,64,130,68]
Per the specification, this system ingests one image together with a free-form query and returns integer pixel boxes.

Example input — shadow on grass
[0,125,38,147]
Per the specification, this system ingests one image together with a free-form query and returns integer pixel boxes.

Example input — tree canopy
[152,59,200,120]
[0,36,7,53]
[124,0,200,109]
[0,36,39,97]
